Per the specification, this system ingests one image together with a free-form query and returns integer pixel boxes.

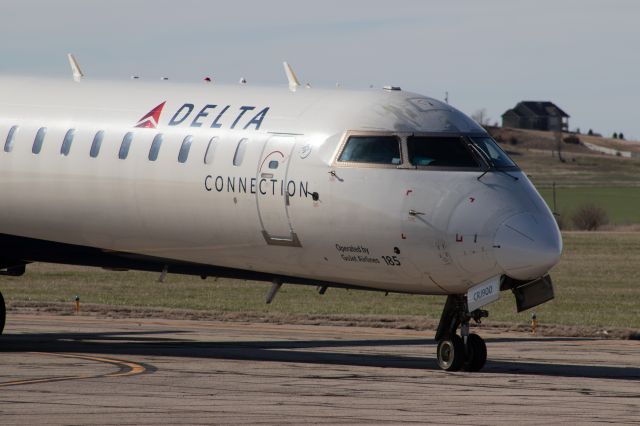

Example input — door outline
[256,135,301,247]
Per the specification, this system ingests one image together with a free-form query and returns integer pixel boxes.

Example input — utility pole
[554,130,564,162]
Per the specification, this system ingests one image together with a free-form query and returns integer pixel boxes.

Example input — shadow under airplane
[1,330,638,380]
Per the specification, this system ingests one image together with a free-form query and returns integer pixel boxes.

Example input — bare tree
[471,108,491,126]
[571,204,609,231]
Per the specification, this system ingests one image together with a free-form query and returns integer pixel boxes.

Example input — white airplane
[0,57,562,371]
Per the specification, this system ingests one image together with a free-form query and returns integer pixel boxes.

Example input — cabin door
[256,135,301,246]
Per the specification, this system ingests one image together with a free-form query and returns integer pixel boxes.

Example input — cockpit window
[407,136,478,168]
[469,136,517,168]
[338,136,401,165]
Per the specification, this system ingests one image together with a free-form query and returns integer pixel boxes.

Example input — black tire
[463,333,487,372]
[436,334,465,371]
[0,291,5,335]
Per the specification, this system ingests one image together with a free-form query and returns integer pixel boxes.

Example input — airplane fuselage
[0,74,564,371]
[0,77,561,297]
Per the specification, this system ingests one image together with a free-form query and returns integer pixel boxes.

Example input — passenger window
[148,133,163,161]
[268,160,279,169]
[32,127,47,154]
[4,125,18,153]
[90,130,104,158]
[338,136,401,165]
[119,132,134,159]
[204,137,217,165]
[233,138,248,166]
[407,136,478,168]
[60,129,75,156]
[178,135,193,163]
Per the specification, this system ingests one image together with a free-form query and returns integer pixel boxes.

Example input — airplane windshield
[469,136,517,169]
[407,136,478,168]
[338,136,401,165]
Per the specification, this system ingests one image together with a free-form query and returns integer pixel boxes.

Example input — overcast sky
[1,0,638,139]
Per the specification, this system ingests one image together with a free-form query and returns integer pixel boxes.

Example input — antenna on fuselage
[283,61,300,92]
[67,53,84,82]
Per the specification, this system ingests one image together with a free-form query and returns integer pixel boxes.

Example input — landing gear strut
[0,264,26,336]
[435,294,488,372]
[0,290,5,335]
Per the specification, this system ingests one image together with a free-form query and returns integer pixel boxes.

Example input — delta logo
[134,102,270,131]
[135,102,166,128]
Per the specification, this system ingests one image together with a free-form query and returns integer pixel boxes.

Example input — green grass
[507,142,640,188]
[537,186,640,225]
[1,233,639,330]
[503,149,640,225]
[489,232,640,328]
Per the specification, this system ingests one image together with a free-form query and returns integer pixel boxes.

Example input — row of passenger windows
[2,125,515,171]
[3,125,250,166]
[337,135,516,169]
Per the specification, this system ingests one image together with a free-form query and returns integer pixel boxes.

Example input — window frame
[60,129,75,156]
[90,130,104,158]
[32,127,47,155]
[232,138,248,167]
[118,132,134,160]
[332,131,404,169]
[148,133,163,161]
[178,135,193,164]
[405,133,484,171]
[204,136,217,165]
[4,125,19,153]
[332,131,510,172]
[467,135,520,171]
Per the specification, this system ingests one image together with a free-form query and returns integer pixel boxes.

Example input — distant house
[502,101,569,132]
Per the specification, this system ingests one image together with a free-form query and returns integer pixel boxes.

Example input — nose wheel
[436,334,465,370]
[436,332,487,372]
[462,332,487,372]
[435,295,488,372]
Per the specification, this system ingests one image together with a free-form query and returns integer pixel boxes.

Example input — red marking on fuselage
[135,101,166,129]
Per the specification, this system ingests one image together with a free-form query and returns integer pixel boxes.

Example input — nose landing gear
[435,294,488,372]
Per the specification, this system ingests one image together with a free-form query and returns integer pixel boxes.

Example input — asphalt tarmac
[0,314,638,424]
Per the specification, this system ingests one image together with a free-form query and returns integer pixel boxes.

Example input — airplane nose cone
[494,212,562,280]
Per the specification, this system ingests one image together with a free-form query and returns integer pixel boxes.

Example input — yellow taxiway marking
[0,352,146,387]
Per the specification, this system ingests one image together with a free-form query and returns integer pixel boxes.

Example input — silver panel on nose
[494,212,562,280]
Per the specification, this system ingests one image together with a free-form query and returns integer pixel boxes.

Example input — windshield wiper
[495,169,519,181]
[468,143,518,181]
